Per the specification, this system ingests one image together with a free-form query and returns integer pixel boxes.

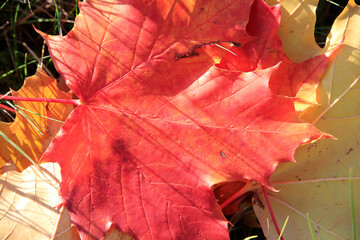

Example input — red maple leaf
[218,0,336,110]
[38,0,329,239]
[217,0,284,71]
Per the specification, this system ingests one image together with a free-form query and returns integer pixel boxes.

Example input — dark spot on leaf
[113,139,130,163]
[307,144,314,151]
[200,7,204,11]
[115,139,126,150]
[174,50,199,61]
[232,42,241,47]
[65,194,76,212]
[174,41,241,61]
[346,148,353,155]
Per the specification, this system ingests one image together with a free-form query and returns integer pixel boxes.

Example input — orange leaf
[0,69,73,172]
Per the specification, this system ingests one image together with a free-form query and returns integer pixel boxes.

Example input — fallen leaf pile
[1,0,359,239]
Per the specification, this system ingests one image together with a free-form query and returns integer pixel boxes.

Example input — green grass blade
[22,19,74,24]
[12,1,20,69]
[243,236,258,240]
[306,213,316,240]
[0,130,37,166]
[0,56,51,80]
[277,216,289,240]
[6,101,44,135]
[52,0,62,36]
[24,53,28,78]
[75,0,79,16]
[0,0,9,9]
[349,169,356,240]
[13,104,65,123]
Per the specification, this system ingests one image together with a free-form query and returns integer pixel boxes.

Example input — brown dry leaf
[0,68,74,172]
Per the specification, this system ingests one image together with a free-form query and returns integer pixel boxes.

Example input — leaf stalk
[220,181,258,209]
[0,103,15,113]
[0,94,80,106]
[262,185,285,240]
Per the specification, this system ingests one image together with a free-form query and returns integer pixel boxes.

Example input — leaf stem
[220,181,258,209]
[0,95,80,106]
[262,185,284,240]
[0,103,15,113]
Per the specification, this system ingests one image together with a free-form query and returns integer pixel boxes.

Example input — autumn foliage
[0,69,73,172]
[2,0,358,239]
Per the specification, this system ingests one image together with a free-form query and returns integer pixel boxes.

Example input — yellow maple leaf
[255,1,360,239]
[0,68,74,172]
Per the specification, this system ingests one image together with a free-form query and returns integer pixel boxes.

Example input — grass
[349,169,356,240]
[0,0,354,240]
[277,216,289,240]
[306,213,316,240]
[0,0,77,94]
